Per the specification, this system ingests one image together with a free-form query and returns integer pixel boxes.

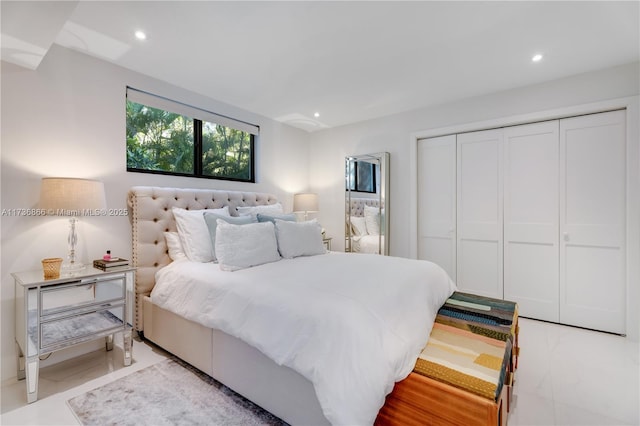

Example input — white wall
[309,61,639,340]
[0,45,311,382]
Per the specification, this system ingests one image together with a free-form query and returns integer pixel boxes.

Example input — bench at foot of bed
[376,292,519,426]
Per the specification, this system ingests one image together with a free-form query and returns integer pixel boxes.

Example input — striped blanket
[414,292,518,401]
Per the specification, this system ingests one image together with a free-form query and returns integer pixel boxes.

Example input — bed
[128,186,517,425]
[346,197,385,254]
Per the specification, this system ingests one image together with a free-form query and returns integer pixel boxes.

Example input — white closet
[504,120,560,322]
[559,112,626,333]
[456,129,503,299]
[417,110,626,334]
[417,135,457,282]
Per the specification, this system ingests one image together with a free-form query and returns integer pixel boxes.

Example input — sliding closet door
[504,121,559,321]
[560,110,626,334]
[457,129,503,298]
[417,135,456,281]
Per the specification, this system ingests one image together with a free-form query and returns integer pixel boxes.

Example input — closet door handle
[563,232,570,242]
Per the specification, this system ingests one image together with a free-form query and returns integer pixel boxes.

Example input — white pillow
[203,212,256,261]
[350,216,368,236]
[173,206,229,262]
[274,219,325,259]
[236,203,283,218]
[215,220,281,271]
[164,232,187,261]
[364,205,380,236]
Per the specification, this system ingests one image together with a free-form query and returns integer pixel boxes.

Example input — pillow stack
[166,204,326,271]
[350,205,384,237]
[215,220,281,271]
[173,206,230,262]
[203,212,256,260]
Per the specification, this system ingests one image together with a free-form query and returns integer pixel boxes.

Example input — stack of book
[93,257,129,271]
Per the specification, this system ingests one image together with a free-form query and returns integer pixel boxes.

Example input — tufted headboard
[127,186,278,331]
[347,198,383,217]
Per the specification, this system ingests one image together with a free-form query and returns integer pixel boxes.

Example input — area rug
[67,357,287,425]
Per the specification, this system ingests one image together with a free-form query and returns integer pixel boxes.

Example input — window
[126,87,257,182]
[346,160,377,193]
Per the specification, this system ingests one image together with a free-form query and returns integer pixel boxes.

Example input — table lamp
[293,193,318,221]
[39,177,107,271]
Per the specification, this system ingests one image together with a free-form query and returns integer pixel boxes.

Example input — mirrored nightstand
[323,237,332,251]
[13,266,135,403]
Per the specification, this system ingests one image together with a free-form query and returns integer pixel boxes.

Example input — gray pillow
[204,212,256,261]
[256,213,297,224]
[274,219,325,259]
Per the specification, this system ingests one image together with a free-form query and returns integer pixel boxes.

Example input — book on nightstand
[93,257,130,270]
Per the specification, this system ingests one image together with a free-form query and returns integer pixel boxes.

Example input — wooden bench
[376,292,519,426]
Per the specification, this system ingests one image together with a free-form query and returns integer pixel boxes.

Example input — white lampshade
[293,193,319,213]
[39,177,106,214]
[39,177,107,272]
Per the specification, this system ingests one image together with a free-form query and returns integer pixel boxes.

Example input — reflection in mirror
[345,152,389,255]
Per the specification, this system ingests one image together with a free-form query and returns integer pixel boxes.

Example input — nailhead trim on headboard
[127,186,278,331]
[347,198,383,217]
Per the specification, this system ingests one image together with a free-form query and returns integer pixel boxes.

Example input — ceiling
[2,1,639,132]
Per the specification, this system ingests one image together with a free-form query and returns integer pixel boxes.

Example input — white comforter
[351,235,384,254]
[151,252,455,425]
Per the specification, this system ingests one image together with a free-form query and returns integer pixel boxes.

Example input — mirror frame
[345,152,390,255]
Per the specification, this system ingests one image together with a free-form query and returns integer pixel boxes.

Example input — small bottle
[103,250,111,261]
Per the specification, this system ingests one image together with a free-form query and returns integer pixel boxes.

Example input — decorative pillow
[173,206,229,262]
[203,212,256,261]
[364,205,381,236]
[236,203,284,218]
[274,219,325,259]
[215,220,281,271]
[350,216,368,236]
[164,232,187,261]
[257,213,297,224]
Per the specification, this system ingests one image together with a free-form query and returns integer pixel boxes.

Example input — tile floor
[509,318,639,426]
[1,318,638,425]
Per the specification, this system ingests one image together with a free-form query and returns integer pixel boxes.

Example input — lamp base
[62,262,86,273]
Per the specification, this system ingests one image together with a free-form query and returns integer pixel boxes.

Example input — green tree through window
[202,122,252,181]
[126,99,255,182]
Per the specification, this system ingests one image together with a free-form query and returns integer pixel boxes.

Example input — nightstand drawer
[41,275,126,316]
[40,305,125,351]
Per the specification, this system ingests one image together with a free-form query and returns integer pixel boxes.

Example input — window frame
[346,160,377,194]
[126,88,257,183]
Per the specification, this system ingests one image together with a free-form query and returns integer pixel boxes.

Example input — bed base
[142,297,330,425]
[143,296,511,426]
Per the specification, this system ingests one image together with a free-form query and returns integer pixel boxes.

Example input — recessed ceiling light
[135,30,147,40]
[314,112,320,118]
[532,54,543,62]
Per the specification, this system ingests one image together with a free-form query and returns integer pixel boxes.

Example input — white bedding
[351,234,384,254]
[151,252,455,425]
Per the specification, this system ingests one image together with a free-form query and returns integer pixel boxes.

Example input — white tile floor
[509,319,639,426]
[1,319,638,425]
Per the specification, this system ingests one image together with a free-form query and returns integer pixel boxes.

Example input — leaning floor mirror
[345,152,390,255]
